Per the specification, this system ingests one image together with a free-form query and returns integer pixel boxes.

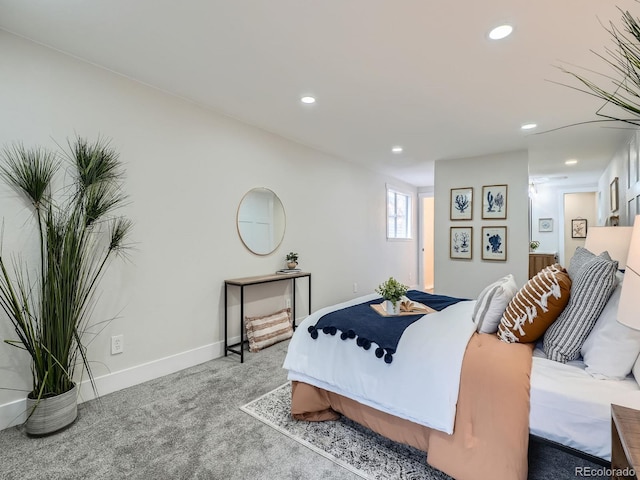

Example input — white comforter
[283,293,476,434]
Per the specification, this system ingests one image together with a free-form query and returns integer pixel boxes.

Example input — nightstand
[612,404,640,479]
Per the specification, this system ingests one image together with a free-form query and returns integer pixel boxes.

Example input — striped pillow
[567,246,611,280]
[473,274,518,333]
[497,264,571,344]
[245,308,293,353]
[543,256,618,363]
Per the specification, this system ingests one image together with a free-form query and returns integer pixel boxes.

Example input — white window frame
[386,184,413,240]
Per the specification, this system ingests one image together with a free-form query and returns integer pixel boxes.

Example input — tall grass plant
[0,136,132,400]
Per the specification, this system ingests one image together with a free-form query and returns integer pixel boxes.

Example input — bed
[282,255,640,480]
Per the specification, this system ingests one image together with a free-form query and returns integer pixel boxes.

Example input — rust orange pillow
[497,264,571,343]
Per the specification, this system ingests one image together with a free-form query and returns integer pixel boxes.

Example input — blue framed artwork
[450,187,473,220]
[450,226,473,259]
[482,184,508,220]
[482,226,507,261]
[538,218,553,232]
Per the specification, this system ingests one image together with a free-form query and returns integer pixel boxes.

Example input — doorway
[420,195,434,291]
[563,191,597,263]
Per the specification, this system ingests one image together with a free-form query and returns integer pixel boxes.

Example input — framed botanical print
[571,218,588,239]
[450,187,473,220]
[482,184,508,219]
[482,226,507,261]
[450,227,473,259]
[538,218,553,232]
[610,177,619,212]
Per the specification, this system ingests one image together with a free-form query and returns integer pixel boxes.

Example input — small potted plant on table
[286,252,299,269]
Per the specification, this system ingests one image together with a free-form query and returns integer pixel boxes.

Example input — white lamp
[584,226,634,269]
[618,216,640,330]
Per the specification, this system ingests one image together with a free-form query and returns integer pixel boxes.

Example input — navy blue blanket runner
[308,290,466,364]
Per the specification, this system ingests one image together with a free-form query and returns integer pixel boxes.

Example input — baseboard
[0,398,29,432]
[0,335,239,430]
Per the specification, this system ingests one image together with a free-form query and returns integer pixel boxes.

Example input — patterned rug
[241,382,609,480]
[240,382,451,480]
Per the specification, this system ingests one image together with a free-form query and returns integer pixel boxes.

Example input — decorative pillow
[581,280,640,380]
[472,274,518,333]
[543,256,618,363]
[497,264,571,344]
[245,308,292,353]
[567,246,611,280]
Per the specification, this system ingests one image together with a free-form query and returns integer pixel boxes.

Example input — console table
[224,272,311,363]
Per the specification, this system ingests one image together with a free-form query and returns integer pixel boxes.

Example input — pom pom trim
[309,325,394,363]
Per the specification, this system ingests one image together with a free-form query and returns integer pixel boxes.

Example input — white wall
[530,183,599,266]
[529,184,560,255]
[598,129,639,226]
[0,31,418,425]
[434,151,529,298]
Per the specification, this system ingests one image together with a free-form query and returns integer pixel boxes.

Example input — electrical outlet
[111,335,124,355]
[353,282,358,293]
[285,298,291,309]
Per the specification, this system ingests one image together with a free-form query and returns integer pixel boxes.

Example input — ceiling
[0,0,637,187]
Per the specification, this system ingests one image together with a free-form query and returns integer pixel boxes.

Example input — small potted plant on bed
[375,277,408,315]
[286,251,298,269]
[530,240,540,252]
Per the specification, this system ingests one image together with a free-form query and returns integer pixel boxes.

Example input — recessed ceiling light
[489,24,513,40]
[300,96,316,104]
[565,159,578,165]
[521,123,537,130]
[391,146,403,153]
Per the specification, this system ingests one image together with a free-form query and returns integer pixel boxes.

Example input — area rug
[240,382,609,480]
[240,382,451,480]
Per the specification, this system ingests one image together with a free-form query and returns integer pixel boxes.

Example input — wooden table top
[225,271,310,286]
[612,404,640,470]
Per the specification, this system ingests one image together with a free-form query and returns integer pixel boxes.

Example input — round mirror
[237,188,286,255]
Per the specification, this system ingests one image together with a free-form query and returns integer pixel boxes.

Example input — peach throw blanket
[292,333,533,480]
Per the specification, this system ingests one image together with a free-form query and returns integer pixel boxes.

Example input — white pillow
[581,281,640,380]
[472,274,518,334]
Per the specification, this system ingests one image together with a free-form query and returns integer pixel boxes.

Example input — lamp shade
[618,216,640,330]
[584,226,634,269]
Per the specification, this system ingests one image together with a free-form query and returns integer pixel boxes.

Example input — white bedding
[284,292,640,460]
[283,293,477,434]
[530,348,640,460]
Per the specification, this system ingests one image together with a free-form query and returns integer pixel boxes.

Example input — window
[387,186,412,239]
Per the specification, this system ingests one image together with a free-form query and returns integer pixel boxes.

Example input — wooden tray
[370,302,435,317]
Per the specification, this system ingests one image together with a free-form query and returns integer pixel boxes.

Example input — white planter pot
[384,300,401,315]
[25,384,78,436]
